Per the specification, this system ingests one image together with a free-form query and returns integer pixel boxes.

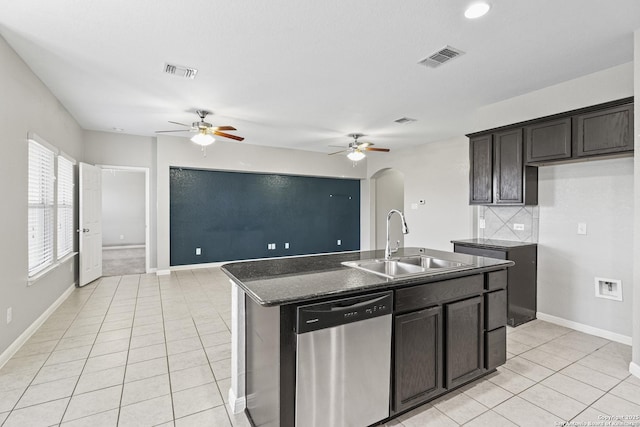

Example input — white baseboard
[155,269,171,276]
[228,387,246,414]
[630,362,640,380]
[0,282,76,370]
[536,312,632,345]
[102,244,145,250]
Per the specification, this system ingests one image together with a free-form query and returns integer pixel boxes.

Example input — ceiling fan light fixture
[191,132,215,146]
[347,149,366,162]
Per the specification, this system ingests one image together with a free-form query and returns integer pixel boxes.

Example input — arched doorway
[371,168,405,250]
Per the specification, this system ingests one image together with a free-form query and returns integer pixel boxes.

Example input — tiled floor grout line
[158,272,178,425]
[115,273,142,427]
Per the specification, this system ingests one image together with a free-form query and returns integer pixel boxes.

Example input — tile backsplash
[478,206,539,243]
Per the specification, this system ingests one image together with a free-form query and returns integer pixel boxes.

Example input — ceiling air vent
[418,45,465,68]
[164,63,198,79]
[394,117,417,124]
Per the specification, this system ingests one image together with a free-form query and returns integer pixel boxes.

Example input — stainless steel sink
[342,255,470,279]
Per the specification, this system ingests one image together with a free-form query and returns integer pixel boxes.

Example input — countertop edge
[222,257,513,307]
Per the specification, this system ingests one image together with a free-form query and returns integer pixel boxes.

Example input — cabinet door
[394,307,443,412]
[469,135,493,205]
[493,129,524,204]
[574,104,634,157]
[525,118,572,163]
[445,296,483,389]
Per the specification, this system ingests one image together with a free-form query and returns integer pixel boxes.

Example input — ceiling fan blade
[358,142,373,148]
[328,149,347,155]
[168,121,191,127]
[213,131,245,141]
[155,130,191,133]
[365,147,390,152]
[214,126,237,131]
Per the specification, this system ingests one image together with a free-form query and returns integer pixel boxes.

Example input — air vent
[418,45,465,68]
[164,63,198,79]
[394,117,417,124]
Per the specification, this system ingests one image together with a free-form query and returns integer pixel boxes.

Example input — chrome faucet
[385,209,409,260]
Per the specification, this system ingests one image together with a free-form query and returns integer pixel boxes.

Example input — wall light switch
[577,223,587,235]
[195,248,201,255]
[513,223,525,231]
[119,234,125,240]
[479,218,486,229]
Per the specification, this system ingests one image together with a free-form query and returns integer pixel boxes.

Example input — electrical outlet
[513,223,525,231]
[577,223,587,235]
[195,248,201,255]
[119,234,125,240]
[284,243,290,249]
[337,239,342,246]
[6,307,12,324]
[479,218,486,229]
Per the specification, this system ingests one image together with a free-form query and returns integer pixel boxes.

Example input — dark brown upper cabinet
[469,129,538,206]
[574,103,634,158]
[469,135,493,204]
[525,118,572,163]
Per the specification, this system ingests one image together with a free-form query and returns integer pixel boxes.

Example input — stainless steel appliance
[295,291,393,427]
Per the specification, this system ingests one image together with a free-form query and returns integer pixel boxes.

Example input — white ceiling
[1,0,639,152]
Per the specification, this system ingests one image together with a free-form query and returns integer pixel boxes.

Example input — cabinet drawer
[485,327,506,370]
[453,244,507,260]
[485,290,507,331]
[395,275,484,313]
[487,270,507,291]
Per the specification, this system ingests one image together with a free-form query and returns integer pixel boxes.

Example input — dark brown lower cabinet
[394,306,443,412]
[445,296,484,389]
[485,327,507,370]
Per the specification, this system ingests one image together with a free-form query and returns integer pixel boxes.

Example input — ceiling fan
[156,110,244,146]
[329,133,390,161]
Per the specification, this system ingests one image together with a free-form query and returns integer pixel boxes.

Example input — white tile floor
[0,268,638,426]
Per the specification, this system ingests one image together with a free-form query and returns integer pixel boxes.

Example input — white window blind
[28,140,55,276]
[57,155,74,259]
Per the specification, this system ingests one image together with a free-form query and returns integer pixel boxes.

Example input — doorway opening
[100,166,149,276]
[371,169,405,250]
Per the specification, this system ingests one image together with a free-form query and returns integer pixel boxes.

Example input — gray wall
[538,158,634,336]
[373,169,405,250]
[83,130,156,267]
[101,169,146,246]
[366,136,474,252]
[0,35,83,356]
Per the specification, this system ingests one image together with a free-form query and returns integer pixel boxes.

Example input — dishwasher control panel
[296,291,393,334]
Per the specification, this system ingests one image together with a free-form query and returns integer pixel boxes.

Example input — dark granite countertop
[452,238,538,250]
[221,247,514,307]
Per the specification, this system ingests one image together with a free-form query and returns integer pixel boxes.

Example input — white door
[79,162,102,286]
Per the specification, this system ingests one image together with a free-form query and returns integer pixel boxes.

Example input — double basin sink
[342,254,471,279]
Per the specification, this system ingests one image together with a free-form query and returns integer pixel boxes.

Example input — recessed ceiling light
[464,2,490,19]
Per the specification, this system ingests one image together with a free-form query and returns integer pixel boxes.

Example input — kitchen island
[222,247,514,427]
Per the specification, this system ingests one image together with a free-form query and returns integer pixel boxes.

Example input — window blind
[28,140,55,276]
[57,155,74,259]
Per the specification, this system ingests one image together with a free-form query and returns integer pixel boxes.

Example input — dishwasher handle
[296,291,393,334]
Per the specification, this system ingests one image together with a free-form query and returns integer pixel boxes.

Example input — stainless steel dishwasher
[295,291,393,427]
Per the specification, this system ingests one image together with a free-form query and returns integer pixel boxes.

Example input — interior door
[79,162,102,286]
